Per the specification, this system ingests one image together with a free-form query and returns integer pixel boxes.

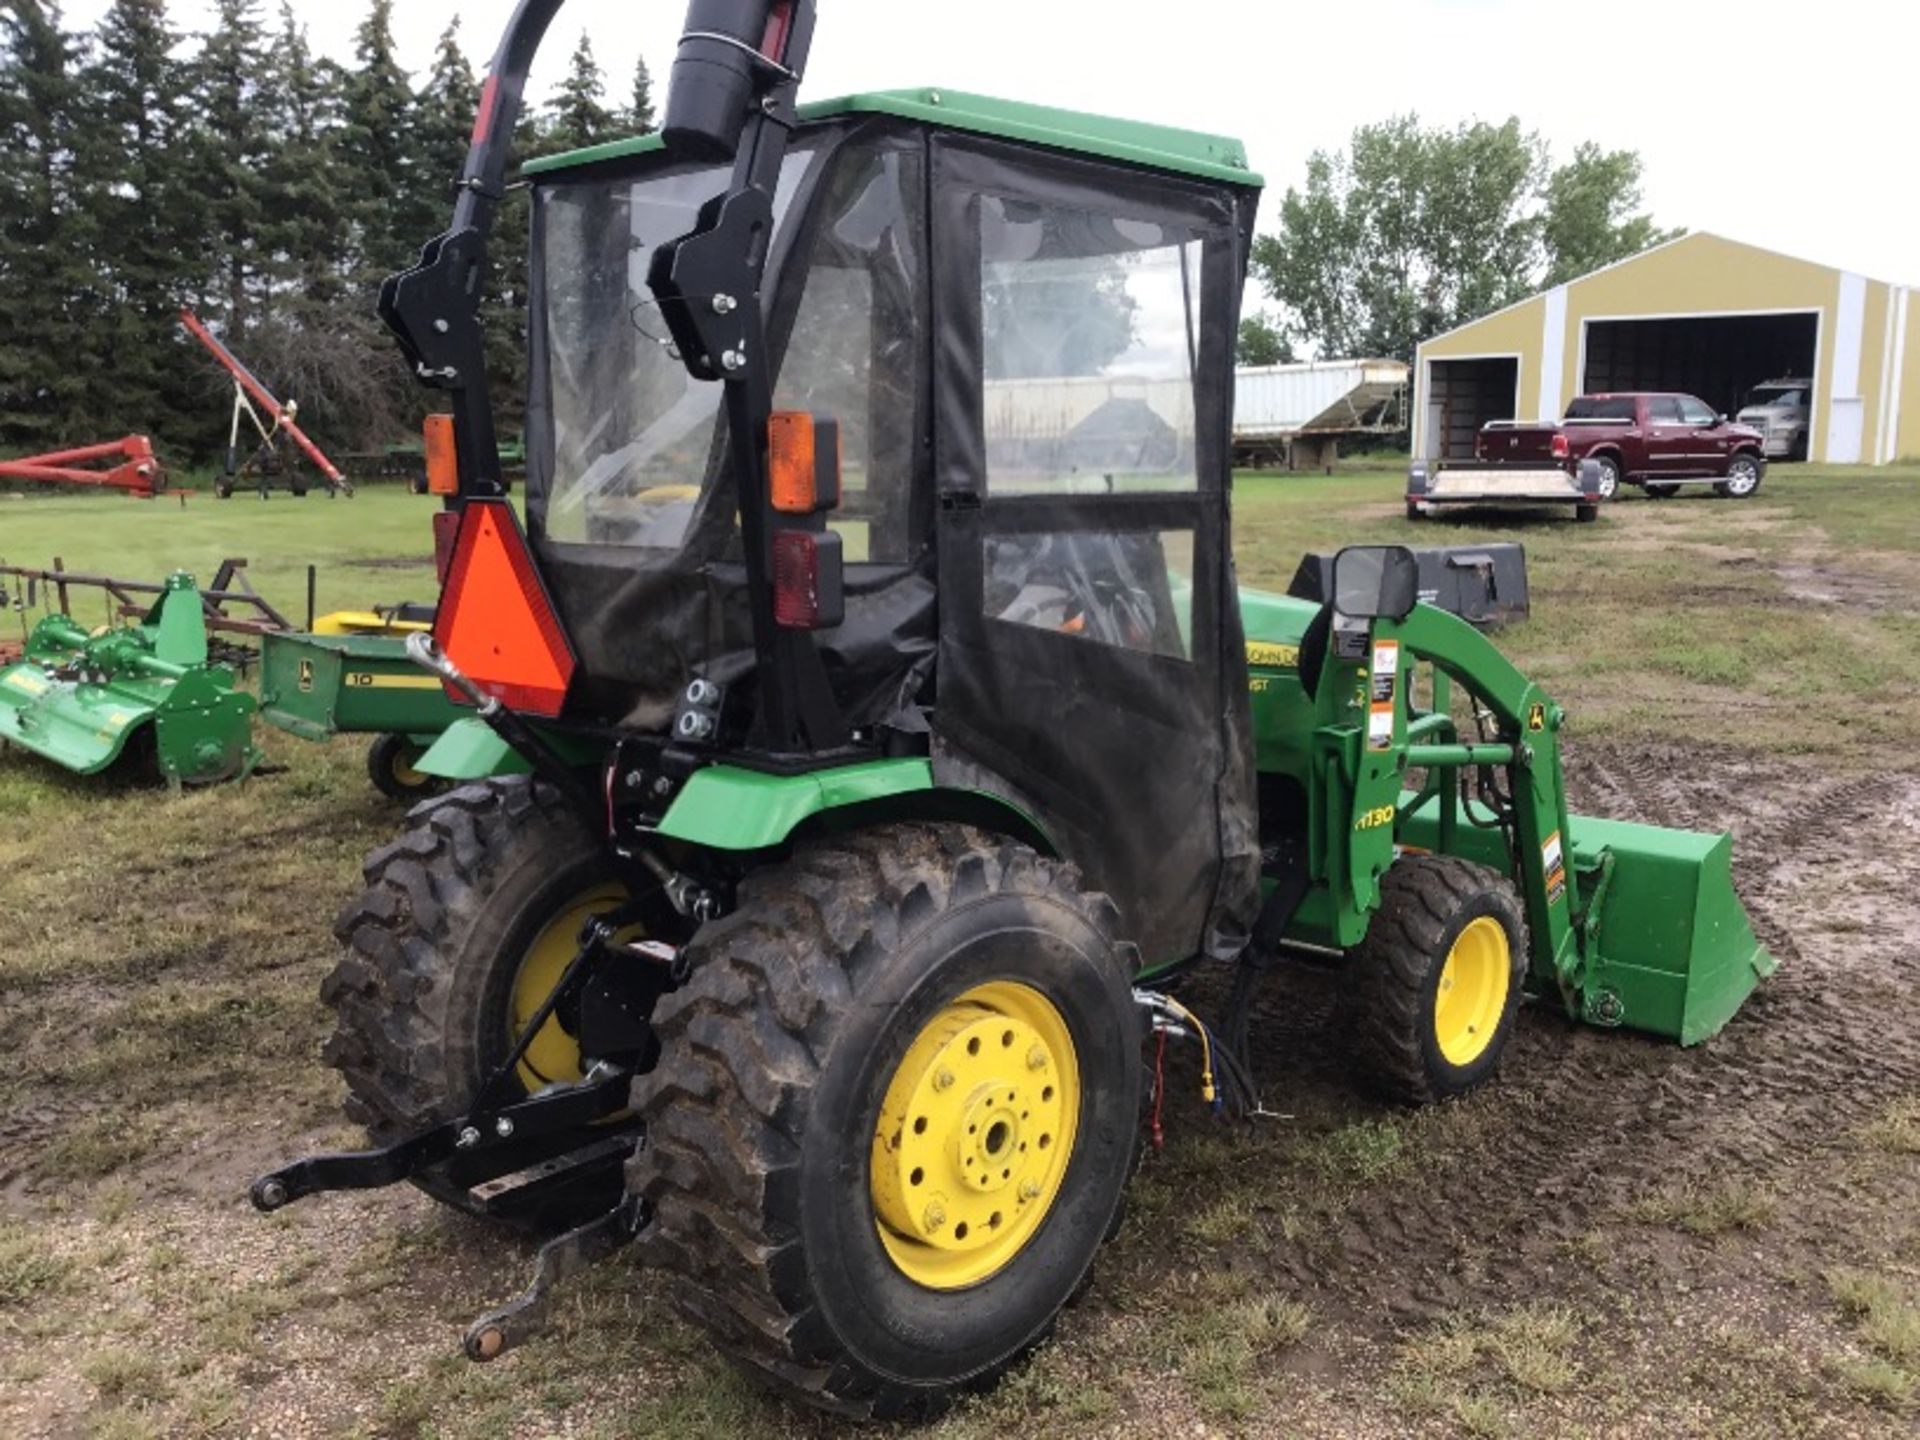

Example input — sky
[60,0,1920,288]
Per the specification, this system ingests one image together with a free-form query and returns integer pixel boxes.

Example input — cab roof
[522,87,1262,187]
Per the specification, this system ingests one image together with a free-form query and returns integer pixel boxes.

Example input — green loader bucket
[1570,816,1774,1046]
[1400,797,1773,1045]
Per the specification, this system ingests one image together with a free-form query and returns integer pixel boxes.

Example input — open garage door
[1582,313,1818,424]
[1426,357,1518,459]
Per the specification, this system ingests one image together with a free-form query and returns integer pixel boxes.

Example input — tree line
[3,3,1672,465]
[1239,116,1673,368]
[0,0,651,465]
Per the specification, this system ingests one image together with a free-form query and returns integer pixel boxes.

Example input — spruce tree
[78,0,199,443]
[545,32,612,153]
[0,1,92,450]
[340,0,415,277]
[627,53,656,136]
[258,3,347,315]
[411,18,476,246]
[188,0,272,339]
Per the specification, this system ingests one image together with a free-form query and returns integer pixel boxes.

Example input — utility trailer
[1407,455,1607,523]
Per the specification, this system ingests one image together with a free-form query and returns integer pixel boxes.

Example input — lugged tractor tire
[322,776,632,1226]
[629,824,1143,1420]
[1349,854,1527,1105]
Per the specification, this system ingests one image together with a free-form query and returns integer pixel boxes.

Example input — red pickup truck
[1478,393,1768,501]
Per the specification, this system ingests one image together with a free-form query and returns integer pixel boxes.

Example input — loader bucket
[1399,797,1773,1044]
[1569,816,1775,1046]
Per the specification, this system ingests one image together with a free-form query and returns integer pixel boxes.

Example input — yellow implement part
[1434,915,1509,1066]
[510,885,641,1090]
[312,611,432,637]
[870,981,1078,1290]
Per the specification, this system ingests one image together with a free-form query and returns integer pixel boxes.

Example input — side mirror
[1332,545,1420,623]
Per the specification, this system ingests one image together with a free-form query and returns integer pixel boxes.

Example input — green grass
[3,464,1920,1437]
[1623,1177,1778,1237]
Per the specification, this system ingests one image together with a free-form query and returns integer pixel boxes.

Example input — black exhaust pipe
[664,0,792,161]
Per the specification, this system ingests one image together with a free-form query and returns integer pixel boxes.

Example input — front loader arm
[1310,601,1585,1007]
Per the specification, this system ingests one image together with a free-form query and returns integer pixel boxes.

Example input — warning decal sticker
[1542,829,1567,907]
[1371,640,1400,704]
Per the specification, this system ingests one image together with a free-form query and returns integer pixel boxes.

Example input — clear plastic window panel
[979,198,1202,495]
[538,152,812,548]
[983,529,1195,659]
[772,146,924,564]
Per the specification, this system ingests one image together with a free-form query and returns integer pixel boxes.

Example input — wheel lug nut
[924,1203,946,1231]
[933,1068,955,1091]
[1027,1046,1047,1070]
[1020,1180,1042,1201]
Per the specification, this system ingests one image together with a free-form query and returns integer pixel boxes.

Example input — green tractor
[254,0,1773,1418]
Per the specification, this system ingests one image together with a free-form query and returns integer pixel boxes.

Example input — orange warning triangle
[433,500,576,716]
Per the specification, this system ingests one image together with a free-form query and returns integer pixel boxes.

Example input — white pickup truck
[1735,379,1812,461]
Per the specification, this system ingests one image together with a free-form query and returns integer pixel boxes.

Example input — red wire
[1150,1028,1167,1152]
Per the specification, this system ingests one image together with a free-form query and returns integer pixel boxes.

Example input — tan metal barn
[1413,233,1920,465]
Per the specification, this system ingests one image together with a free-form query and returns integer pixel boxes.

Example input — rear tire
[1590,455,1621,502]
[323,778,644,1226]
[1575,503,1599,524]
[1716,454,1764,499]
[1349,855,1527,1104]
[630,824,1143,1420]
[1406,501,1425,521]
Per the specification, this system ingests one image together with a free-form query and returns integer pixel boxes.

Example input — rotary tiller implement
[254,0,1774,1418]
[0,564,267,786]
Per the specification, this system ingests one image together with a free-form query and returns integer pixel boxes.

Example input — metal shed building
[1413,233,1919,465]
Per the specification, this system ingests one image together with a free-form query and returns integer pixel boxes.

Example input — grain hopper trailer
[252,0,1774,1418]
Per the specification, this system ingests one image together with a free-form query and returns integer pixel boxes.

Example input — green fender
[656,758,1054,853]
[415,716,534,779]
[413,729,1053,856]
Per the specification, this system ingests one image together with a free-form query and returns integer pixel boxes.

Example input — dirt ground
[1,473,1917,1438]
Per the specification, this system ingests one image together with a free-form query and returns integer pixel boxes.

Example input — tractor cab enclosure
[518,93,1265,967]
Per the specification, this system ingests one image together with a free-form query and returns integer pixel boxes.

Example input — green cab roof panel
[522,87,1262,186]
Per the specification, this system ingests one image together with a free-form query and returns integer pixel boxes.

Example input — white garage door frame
[1573,307,1827,464]
[1414,350,1524,459]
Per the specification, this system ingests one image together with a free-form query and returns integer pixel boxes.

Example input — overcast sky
[61,0,1920,287]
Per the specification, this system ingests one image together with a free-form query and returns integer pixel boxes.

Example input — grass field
[2,466,1918,1438]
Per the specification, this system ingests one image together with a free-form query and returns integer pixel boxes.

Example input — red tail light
[771,529,845,630]
[1551,433,1570,461]
[432,500,576,716]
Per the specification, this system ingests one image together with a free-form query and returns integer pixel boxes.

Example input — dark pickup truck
[1478,393,1768,500]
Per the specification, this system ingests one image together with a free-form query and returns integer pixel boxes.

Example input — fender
[654,758,1055,854]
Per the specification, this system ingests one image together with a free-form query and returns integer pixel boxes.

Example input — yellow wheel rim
[870,981,1079,1290]
[390,751,428,789]
[509,885,641,1091]
[1434,916,1510,1067]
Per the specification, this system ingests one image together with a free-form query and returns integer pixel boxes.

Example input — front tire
[1349,855,1527,1104]
[630,825,1143,1420]
[1716,454,1764,498]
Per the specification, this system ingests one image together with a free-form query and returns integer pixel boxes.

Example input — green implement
[0,572,260,786]
[259,613,465,800]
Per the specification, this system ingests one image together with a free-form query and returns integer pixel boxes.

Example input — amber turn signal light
[423,414,458,496]
[768,411,842,514]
